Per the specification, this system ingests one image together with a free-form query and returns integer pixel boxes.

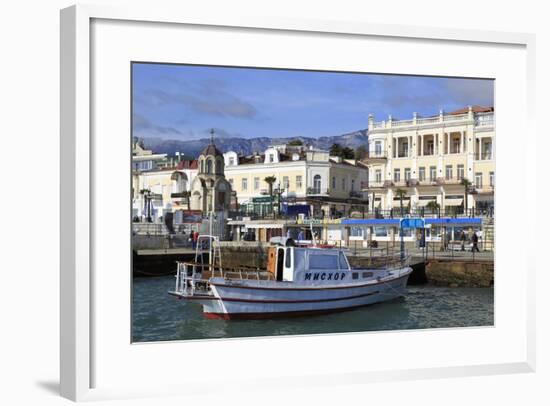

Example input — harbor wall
[425,260,493,288]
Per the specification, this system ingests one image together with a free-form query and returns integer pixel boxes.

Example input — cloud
[443,78,494,107]
[132,114,182,136]
[364,75,494,119]
[139,79,257,119]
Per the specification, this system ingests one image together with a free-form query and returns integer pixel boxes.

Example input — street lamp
[140,188,153,222]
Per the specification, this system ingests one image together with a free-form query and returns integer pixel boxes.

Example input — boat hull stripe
[210,272,410,291]
[203,302,386,320]
[216,290,380,304]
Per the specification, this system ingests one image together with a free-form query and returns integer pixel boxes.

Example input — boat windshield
[294,248,306,272]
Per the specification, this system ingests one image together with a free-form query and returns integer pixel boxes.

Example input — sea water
[132,276,493,342]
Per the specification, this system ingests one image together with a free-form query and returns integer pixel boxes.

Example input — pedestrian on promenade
[192,230,198,249]
[460,231,466,251]
[471,232,480,252]
[297,229,304,241]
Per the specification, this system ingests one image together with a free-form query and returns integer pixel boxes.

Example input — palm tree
[461,178,473,216]
[394,188,407,216]
[264,175,277,215]
[426,200,440,217]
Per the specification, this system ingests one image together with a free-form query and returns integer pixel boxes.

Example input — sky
[132,63,494,141]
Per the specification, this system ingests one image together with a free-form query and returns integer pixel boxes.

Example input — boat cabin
[267,244,351,283]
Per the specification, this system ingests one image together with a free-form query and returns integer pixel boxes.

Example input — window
[394,169,400,182]
[429,166,436,181]
[254,177,259,190]
[484,142,492,159]
[419,167,425,181]
[338,252,349,270]
[374,226,388,237]
[283,176,289,190]
[352,272,359,280]
[404,168,411,181]
[457,164,464,180]
[351,179,355,191]
[453,139,460,153]
[242,178,248,191]
[308,254,339,270]
[489,172,495,187]
[426,140,434,155]
[475,172,483,189]
[296,175,302,189]
[375,170,382,183]
[206,159,212,174]
[445,165,452,180]
[331,176,336,189]
[362,272,373,278]
[314,175,322,192]
[285,247,292,268]
[342,178,346,191]
[229,157,235,166]
[269,154,274,163]
[375,141,382,156]
[294,249,306,272]
[350,227,364,237]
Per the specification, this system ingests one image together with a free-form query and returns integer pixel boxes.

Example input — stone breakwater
[424,260,494,288]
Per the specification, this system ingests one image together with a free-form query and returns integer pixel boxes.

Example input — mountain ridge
[141,129,368,157]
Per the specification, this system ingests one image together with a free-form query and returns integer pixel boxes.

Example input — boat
[168,235,413,319]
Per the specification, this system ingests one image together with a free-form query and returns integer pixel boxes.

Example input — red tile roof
[176,159,198,170]
[448,105,494,115]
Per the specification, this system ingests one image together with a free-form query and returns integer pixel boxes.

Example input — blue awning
[341,217,482,227]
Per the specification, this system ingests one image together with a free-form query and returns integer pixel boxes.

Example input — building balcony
[362,151,388,163]
[170,191,190,198]
[306,187,330,196]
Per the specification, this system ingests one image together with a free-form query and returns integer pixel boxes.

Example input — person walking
[192,230,198,249]
[460,231,466,251]
[471,231,480,252]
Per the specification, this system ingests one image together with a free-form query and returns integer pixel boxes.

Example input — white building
[364,105,494,215]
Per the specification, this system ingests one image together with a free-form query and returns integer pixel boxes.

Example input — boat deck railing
[174,262,275,297]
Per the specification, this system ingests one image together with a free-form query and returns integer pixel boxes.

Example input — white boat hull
[174,268,412,319]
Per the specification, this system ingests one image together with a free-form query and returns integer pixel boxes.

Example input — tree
[330,143,355,159]
[264,175,277,215]
[394,188,407,216]
[355,145,368,160]
[288,139,303,146]
[342,147,355,159]
[426,200,440,217]
[329,143,343,157]
[461,178,473,216]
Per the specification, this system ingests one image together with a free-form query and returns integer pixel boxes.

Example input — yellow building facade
[364,106,494,215]
[224,145,369,217]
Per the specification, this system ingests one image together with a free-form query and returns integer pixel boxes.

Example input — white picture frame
[60,4,536,402]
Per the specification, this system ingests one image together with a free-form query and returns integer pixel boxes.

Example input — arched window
[313,175,321,193]
[206,159,213,174]
[200,159,205,173]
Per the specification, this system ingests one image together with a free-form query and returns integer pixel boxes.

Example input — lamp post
[140,188,153,222]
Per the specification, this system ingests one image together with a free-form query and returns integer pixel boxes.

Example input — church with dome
[189,130,233,213]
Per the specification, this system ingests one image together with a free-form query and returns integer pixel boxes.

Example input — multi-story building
[132,158,198,222]
[224,144,369,218]
[132,137,168,171]
[363,105,494,215]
